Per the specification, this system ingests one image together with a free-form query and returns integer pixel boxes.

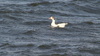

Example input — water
[0,0,100,56]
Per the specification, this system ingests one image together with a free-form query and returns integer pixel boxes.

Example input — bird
[49,16,68,28]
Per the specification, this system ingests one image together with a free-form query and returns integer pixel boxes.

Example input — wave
[0,42,35,48]
[0,0,100,16]
[10,42,34,47]
[22,29,37,35]
[38,44,57,49]
[23,21,50,25]
[0,1,32,5]
[28,0,100,16]
[28,1,60,6]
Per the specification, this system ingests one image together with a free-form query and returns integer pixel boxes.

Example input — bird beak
[49,18,51,19]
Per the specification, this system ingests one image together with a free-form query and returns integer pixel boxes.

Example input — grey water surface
[0,0,100,56]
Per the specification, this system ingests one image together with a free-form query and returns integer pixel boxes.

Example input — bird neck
[51,19,56,25]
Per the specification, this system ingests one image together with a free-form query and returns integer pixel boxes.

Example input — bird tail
[65,23,68,25]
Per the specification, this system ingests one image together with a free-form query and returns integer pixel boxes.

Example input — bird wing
[57,23,68,25]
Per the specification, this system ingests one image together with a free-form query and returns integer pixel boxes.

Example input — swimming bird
[49,16,68,28]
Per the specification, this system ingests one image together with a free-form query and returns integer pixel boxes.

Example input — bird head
[49,16,55,20]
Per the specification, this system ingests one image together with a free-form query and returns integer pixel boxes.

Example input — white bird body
[49,17,68,28]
